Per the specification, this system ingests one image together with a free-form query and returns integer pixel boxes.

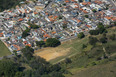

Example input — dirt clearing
[34,47,71,61]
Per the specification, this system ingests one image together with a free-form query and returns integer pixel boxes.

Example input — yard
[0,40,11,57]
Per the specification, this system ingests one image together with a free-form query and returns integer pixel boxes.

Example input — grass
[61,27,116,77]
[70,61,116,77]
[49,37,88,64]
[0,40,11,57]
[83,44,93,51]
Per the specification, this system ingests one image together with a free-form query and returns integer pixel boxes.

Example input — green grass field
[57,27,116,77]
[49,37,88,64]
[0,40,11,57]
[71,61,116,77]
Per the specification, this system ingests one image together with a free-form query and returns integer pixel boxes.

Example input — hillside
[0,40,11,57]
[71,61,116,77]
[0,0,25,11]
[0,26,115,77]
[59,27,116,77]
[35,26,116,77]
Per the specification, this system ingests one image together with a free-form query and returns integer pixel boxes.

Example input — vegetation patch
[0,40,11,57]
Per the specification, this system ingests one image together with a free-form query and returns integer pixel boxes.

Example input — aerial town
[0,0,116,54]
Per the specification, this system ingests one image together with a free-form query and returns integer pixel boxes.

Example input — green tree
[13,50,18,56]
[85,15,88,18]
[78,0,83,2]
[99,37,107,43]
[82,44,87,49]
[21,46,34,60]
[78,32,85,39]
[64,58,72,64]
[22,28,30,38]
[0,59,19,77]
[15,72,23,77]
[97,23,106,34]
[36,41,45,48]
[62,23,67,29]
[92,9,97,13]
[89,30,99,35]
[109,34,115,40]
[0,0,25,12]
[89,36,98,45]
[46,38,61,47]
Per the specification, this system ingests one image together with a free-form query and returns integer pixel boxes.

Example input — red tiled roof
[65,0,70,3]
[18,18,23,21]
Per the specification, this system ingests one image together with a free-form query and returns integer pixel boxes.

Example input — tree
[13,50,18,56]
[46,38,61,47]
[78,32,85,39]
[59,16,62,19]
[15,72,23,77]
[64,58,72,64]
[85,15,88,18]
[99,37,107,43]
[82,44,87,49]
[62,23,67,29]
[92,9,97,13]
[97,23,106,34]
[0,0,25,12]
[109,34,115,40]
[0,59,19,77]
[89,30,99,35]
[89,36,98,45]
[36,41,45,48]
[22,28,30,38]
[21,46,34,60]
[50,64,61,72]
[78,0,83,2]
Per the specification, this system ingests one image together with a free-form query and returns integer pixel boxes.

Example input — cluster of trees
[92,9,97,13]
[36,38,61,48]
[0,46,65,77]
[0,59,20,77]
[85,15,89,18]
[22,23,41,38]
[22,28,30,38]
[109,34,116,41]
[0,0,25,11]
[89,23,107,35]
[89,33,116,46]
[78,32,85,39]
[89,36,98,45]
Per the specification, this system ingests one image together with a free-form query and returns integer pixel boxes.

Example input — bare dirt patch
[34,47,71,61]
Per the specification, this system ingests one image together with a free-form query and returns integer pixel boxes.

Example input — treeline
[0,0,25,11]
[89,23,107,35]
[0,46,65,77]
[36,38,61,48]
[89,22,116,35]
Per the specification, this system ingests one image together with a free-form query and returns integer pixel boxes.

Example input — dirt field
[34,47,71,61]
[34,37,88,62]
